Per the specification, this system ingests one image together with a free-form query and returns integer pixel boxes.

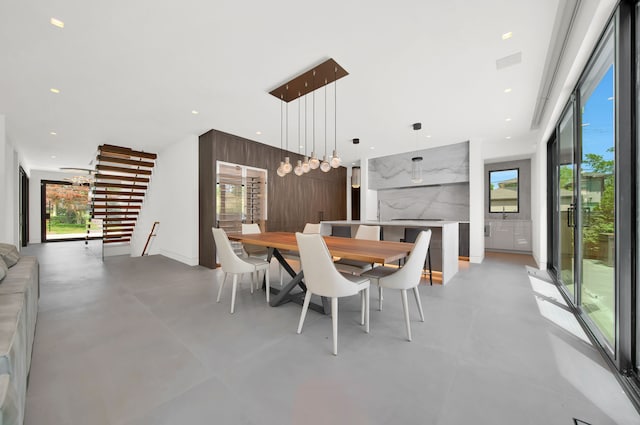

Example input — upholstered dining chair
[212,227,270,313]
[295,232,370,355]
[279,223,321,286]
[361,229,431,341]
[334,225,381,275]
[241,223,269,260]
[401,227,433,285]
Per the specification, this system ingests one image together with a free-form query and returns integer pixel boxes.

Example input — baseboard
[158,249,198,266]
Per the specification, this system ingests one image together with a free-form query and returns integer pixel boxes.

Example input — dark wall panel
[199,129,347,268]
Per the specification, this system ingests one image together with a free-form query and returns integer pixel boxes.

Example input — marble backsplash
[368,141,469,190]
[378,183,470,222]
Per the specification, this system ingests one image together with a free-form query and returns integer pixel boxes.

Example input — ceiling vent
[496,52,522,70]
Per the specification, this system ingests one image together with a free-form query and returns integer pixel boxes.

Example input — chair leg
[332,297,339,355]
[265,268,270,303]
[427,247,433,286]
[279,265,284,286]
[360,290,365,325]
[364,286,370,334]
[413,286,425,322]
[400,289,412,341]
[378,286,383,311]
[230,274,238,314]
[217,272,227,302]
[297,291,313,334]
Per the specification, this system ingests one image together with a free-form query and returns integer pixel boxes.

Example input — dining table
[228,231,414,314]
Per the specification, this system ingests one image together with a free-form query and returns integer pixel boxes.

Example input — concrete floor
[21,241,640,425]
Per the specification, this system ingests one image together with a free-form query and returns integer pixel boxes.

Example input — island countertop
[320,220,459,284]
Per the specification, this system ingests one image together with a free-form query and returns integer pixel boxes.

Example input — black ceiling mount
[413,123,422,130]
[352,138,360,144]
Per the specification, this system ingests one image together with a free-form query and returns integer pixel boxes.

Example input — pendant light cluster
[270,59,348,178]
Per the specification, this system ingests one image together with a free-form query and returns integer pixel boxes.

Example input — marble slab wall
[369,141,469,190]
[378,183,470,222]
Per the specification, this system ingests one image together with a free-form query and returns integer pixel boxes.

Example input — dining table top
[229,231,414,264]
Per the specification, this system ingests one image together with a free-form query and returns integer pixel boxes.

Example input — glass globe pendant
[320,155,331,172]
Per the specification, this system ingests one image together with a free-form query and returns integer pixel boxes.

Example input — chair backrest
[303,223,321,234]
[354,225,380,241]
[296,233,362,298]
[331,225,351,238]
[403,227,422,243]
[242,223,261,234]
[382,230,431,289]
[212,227,254,273]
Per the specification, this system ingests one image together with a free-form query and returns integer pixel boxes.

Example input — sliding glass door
[550,23,617,354]
[557,103,576,302]
[577,27,616,347]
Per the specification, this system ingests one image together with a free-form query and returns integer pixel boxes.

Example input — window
[489,168,519,213]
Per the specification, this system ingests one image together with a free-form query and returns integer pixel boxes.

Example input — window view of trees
[45,183,90,236]
[489,169,519,213]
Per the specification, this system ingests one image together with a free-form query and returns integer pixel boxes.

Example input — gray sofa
[0,245,39,425]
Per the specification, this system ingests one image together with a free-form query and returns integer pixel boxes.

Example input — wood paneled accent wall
[199,129,347,268]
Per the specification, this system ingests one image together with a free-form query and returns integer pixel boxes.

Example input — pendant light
[309,70,320,170]
[330,66,341,168]
[302,89,311,173]
[283,97,292,174]
[320,81,331,172]
[351,138,361,188]
[277,97,286,177]
[294,95,304,176]
[411,122,423,184]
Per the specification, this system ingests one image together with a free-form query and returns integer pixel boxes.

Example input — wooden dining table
[228,231,414,314]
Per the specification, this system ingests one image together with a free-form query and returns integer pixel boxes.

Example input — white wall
[131,135,199,265]
[468,138,484,264]
[0,115,20,247]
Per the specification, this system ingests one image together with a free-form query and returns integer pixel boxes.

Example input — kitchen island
[320,220,459,284]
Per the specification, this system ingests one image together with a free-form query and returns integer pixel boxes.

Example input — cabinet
[485,220,531,252]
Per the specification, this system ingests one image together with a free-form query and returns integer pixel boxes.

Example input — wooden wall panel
[199,129,346,268]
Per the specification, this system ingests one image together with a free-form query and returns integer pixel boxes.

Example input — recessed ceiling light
[191,110,199,115]
[370,147,375,150]
[505,118,512,122]
[426,135,432,138]
[256,131,262,135]
[504,88,512,93]
[502,32,513,40]
[506,136,512,140]
[51,155,56,159]
[50,131,57,136]
[299,145,304,149]
[351,162,356,165]
[50,88,60,94]
[50,18,65,28]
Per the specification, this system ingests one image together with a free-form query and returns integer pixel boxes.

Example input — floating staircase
[91,144,157,246]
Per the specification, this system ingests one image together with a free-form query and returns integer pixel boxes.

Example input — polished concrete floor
[21,241,640,425]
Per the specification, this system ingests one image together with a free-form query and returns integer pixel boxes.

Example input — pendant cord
[334,67,337,151]
[324,81,327,157]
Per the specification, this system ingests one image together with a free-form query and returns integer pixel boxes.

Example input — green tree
[582,148,614,258]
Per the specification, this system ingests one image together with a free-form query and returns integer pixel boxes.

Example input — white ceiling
[0,0,563,171]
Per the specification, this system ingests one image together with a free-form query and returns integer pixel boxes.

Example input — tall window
[489,169,519,213]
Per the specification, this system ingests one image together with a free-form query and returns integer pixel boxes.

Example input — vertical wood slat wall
[199,129,347,268]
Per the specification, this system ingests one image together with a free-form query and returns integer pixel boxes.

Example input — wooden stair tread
[100,144,157,160]
[103,238,131,244]
[95,174,150,183]
[96,164,152,175]
[97,155,155,168]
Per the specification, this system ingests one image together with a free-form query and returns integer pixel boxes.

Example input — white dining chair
[295,232,370,355]
[361,229,431,341]
[279,223,322,286]
[212,227,270,313]
[334,225,381,275]
[241,223,269,259]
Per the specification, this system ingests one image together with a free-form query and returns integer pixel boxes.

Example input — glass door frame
[547,1,635,379]
[40,179,93,243]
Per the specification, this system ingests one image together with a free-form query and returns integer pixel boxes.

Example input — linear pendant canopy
[269,58,348,102]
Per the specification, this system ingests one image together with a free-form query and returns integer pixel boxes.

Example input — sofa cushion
[0,374,19,425]
[0,258,6,282]
[0,245,19,269]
